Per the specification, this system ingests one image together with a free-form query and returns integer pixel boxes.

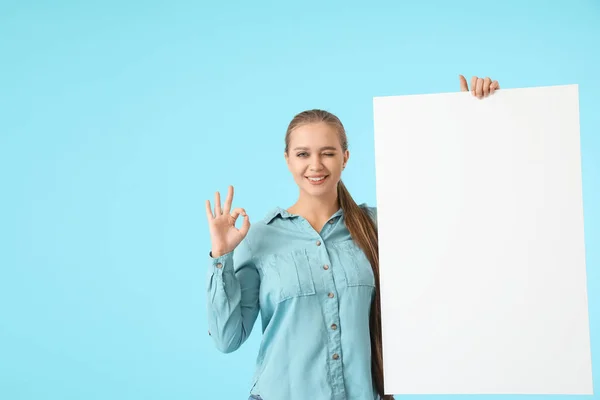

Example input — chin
[304,186,331,196]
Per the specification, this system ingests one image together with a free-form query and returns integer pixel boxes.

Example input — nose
[309,157,324,171]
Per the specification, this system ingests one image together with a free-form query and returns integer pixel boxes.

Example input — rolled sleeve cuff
[208,250,234,274]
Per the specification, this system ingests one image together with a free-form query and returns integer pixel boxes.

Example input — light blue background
[1,0,598,399]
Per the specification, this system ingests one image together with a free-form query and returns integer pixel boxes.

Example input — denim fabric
[207,204,379,400]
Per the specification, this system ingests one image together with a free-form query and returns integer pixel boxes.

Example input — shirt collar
[263,206,345,224]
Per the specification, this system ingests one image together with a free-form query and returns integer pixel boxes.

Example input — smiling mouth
[306,175,328,185]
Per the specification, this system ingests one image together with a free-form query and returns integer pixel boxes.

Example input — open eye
[296,152,308,157]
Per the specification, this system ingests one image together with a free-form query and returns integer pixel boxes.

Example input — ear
[284,151,291,170]
[343,150,350,169]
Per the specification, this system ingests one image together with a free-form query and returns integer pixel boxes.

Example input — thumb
[459,75,469,92]
[230,207,247,221]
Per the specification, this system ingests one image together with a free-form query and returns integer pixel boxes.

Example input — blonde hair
[285,109,393,400]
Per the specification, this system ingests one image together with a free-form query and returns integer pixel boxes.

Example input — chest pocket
[336,240,376,288]
[260,248,316,303]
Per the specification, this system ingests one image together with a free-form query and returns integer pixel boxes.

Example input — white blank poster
[373,85,593,395]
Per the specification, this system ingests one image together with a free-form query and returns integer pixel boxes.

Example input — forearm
[206,250,258,353]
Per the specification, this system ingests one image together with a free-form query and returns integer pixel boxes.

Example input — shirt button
[332,353,339,360]
[316,240,321,246]
[328,292,334,298]
[323,265,329,270]
[216,263,222,269]
[328,220,334,224]
[331,323,337,330]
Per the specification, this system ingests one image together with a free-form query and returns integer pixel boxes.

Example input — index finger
[470,76,478,95]
[223,185,234,214]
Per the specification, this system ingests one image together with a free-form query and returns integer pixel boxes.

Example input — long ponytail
[338,180,393,400]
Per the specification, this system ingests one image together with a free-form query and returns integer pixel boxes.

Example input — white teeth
[308,176,325,181]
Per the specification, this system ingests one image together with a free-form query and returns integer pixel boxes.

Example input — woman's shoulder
[357,202,378,223]
[239,205,319,264]
[247,207,292,242]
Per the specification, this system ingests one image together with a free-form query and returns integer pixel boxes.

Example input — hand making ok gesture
[205,185,250,258]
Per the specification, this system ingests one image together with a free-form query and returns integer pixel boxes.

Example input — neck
[288,187,340,221]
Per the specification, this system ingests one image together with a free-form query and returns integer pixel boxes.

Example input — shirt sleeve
[368,206,378,228]
[360,203,378,228]
[206,236,260,353]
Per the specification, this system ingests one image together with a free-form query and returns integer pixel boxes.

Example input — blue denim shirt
[206,203,379,400]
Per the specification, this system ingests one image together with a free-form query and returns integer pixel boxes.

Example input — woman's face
[285,122,349,198]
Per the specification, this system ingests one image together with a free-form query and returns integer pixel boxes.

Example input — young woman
[205,75,500,400]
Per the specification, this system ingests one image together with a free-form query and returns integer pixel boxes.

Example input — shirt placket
[303,215,347,400]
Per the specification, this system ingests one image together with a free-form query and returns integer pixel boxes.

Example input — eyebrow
[293,146,339,151]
